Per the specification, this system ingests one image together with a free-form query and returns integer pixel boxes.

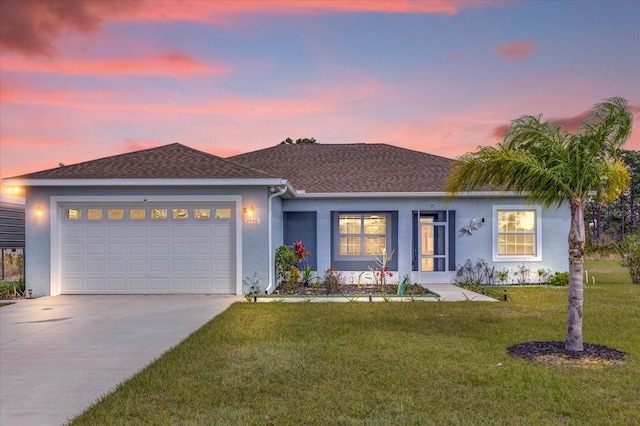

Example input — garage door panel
[150,278,168,290]
[193,225,212,238]
[151,242,169,255]
[128,226,147,238]
[130,278,147,291]
[214,226,230,238]
[86,243,104,255]
[108,278,126,291]
[193,259,211,272]
[129,243,146,255]
[87,260,106,273]
[129,259,147,272]
[107,259,125,273]
[87,278,105,291]
[65,226,83,239]
[215,242,231,255]
[86,227,104,239]
[193,243,212,255]
[61,202,236,294]
[65,260,83,273]
[172,243,190,255]
[65,278,83,291]
[172,278,190,291]
[65,243,83,256]
[193,278,212,290]
[150,259,169,272]
[172,226,190,238]
[108,226,126,238]
[150,226,168,238]
[172,259,189,272]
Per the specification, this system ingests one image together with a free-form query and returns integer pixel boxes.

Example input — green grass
[71,261,639,425]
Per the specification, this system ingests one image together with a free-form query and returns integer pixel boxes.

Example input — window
[130,209,146,220]
[172,209,188,219]
[194,208,211,219]
[66,209,81,220]
[493,206,541,261]
[108,209,124,220]
[215,208,232,219]
[151,209,167,219]
[337,213,388,258]
[87,209,102,220]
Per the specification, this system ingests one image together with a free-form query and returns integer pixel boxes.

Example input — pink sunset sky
[1,0,639,185]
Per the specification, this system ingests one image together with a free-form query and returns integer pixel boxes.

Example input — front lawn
[71,261,639,425]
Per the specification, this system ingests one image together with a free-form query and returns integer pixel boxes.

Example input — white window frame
[492,205,542,262]
[334,212,391,261]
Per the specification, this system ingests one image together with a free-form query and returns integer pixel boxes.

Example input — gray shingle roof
[11,143,274,180]
[11,142,454,193]
[228,143,453,193]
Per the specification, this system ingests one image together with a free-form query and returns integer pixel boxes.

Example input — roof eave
[291,190,525,198]
[2,178,289,187]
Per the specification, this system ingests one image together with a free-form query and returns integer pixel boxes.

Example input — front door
[418,215,448,282]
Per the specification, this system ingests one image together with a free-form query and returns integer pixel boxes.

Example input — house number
[244,218,261,225]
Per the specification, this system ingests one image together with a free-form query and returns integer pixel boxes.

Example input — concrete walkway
[0,295,241,426]
[425,284,500,302]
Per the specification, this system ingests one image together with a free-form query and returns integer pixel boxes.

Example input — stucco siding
[283,196,570,284]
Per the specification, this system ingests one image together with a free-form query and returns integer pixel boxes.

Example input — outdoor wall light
[36,206,43,217]
[5,186,22,195]
[243,205,255,216]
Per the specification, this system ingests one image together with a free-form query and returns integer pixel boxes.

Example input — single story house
[2,143,569,297]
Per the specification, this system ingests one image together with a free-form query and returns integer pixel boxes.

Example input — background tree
[280,137,317,145]
[587,149,640,243]
[446,97,632,351]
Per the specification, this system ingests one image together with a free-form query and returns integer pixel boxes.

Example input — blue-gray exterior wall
[24,185,570,296]
[24,185,273,296]
[282,196,569,283]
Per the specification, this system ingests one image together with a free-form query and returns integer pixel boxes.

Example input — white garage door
[60,203,235,294]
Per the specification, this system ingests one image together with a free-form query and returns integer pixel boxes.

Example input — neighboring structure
[0,194,25,281]
[2,143,569,296]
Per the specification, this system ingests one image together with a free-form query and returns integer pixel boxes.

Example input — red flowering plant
[289,240,317,288]
[369,248,395,292]
[291,240,310,263]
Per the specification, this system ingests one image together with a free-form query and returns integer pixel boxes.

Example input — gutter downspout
[266,185,288,293]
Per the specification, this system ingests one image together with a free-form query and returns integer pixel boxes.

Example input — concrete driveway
[0,295,241,426]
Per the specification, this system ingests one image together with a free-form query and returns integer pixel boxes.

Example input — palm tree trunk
[566,198,585,351]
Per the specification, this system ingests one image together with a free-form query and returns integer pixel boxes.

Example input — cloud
[1,52,225,78]
[491,104,640,140]
[0,0,134,56]
[0,0,475,57]
[496,41,536,61]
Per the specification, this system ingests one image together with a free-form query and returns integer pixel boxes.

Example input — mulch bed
[273,284,428,296]
[508,341,626,368]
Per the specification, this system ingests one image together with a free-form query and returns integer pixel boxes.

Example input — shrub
[548,272,569,286]
[455,259,496,285]
[618,234,640,284]
[322,267,344,294]
[275,245,298,284]
[0,281,26,299]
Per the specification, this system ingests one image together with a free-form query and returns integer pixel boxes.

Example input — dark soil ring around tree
[507,341,626,368]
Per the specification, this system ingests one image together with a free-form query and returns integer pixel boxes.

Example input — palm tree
[445,97,632,351]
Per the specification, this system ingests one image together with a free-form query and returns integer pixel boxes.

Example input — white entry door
[60,203,235,294]
[419,216,448,283]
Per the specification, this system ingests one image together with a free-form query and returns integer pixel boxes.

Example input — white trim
[49,195,243,296]
[294,191,526,198]
[492,205,542,262]
[266,186,288,294]
[3,178,287,187]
